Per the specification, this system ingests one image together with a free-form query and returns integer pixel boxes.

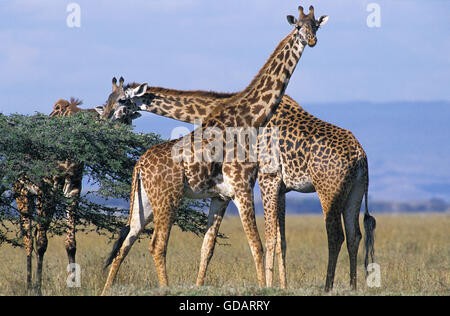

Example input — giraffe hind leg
[148,202,179,288]
[102,175,153,295]
[148,182,184,288]
[321,201,345,292]
[342,174,365,290]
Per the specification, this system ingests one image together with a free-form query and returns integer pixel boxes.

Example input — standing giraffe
[14,77,140,294]
[104,92,374,291]
[101,5,328,295]
[103,8,374,291]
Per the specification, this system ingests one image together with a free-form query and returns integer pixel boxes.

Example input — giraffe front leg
[16,192,34,291]
[34,198,54,295]
[65,210,77,264]
[196,197,230,286]
[259,174,282,288]
[63,172,82,275]
[233,189,265,287]
[276,191,287,289]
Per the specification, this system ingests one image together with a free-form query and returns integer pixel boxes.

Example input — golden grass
[0,214,448,296]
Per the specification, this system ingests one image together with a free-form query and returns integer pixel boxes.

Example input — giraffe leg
[148,203,178,287]
[196,197,230,286]
[276,191,287,289]
[148,183,183,288]
[65,208,77,265]
[259,174,282,287]
[233,189,265,287]
[34,195,55,295]
[323,209,344,292]
[101,223,145,295]
[16,192,34,291]
[63,172,82,267]
[342,180,364,290]
[102,174,154,295]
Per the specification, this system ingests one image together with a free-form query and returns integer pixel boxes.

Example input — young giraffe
[102,5,328,295]
[13,77,140,294]
[104,8,375,291]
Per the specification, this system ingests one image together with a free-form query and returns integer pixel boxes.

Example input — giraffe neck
[207,29,304,128]
[135,30,303,128]
[136,87,236,124]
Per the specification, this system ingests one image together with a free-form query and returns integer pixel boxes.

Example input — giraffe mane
[123,80,235,99]
[69,97,83,107]
[148,87,236,99]
[124,82,141,89]
[205,29,296,119]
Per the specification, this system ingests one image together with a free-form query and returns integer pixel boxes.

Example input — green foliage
[0,112,211,246]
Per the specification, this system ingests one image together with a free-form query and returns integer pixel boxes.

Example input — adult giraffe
[105,7,375,292]
[101,5,329,295]
[14,77,140,294]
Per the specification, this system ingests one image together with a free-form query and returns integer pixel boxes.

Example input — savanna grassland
[0,214,448,296]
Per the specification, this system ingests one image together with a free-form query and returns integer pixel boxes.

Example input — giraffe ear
[287,15,298,26]
[132,83,148,97]
[317,15,329,27]
[94,105,105,116]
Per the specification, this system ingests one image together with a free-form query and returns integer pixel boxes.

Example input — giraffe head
[96,77,142,124]
[117,82,149,114]
[49,97,83,117]
[287,5,328,47]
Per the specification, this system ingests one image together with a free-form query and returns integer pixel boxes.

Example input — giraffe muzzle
[308,37,317,47]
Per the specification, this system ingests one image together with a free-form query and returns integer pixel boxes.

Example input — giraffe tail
[362,157,376,276]
[104,166,140,270]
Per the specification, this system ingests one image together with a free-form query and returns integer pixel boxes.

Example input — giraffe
[105,92,375,291]
[101,5,328,295]
[103,8,375,292]
[14,77,140,294]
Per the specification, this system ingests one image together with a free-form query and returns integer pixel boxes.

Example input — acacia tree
[0,111,210,248]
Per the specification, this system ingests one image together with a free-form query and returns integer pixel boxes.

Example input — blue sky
[1,0,449,203]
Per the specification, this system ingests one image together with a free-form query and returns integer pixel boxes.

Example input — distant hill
[224,196,450,216]
[84,193,450,216]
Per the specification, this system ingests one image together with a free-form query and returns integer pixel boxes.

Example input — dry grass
[0,214,449,296]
